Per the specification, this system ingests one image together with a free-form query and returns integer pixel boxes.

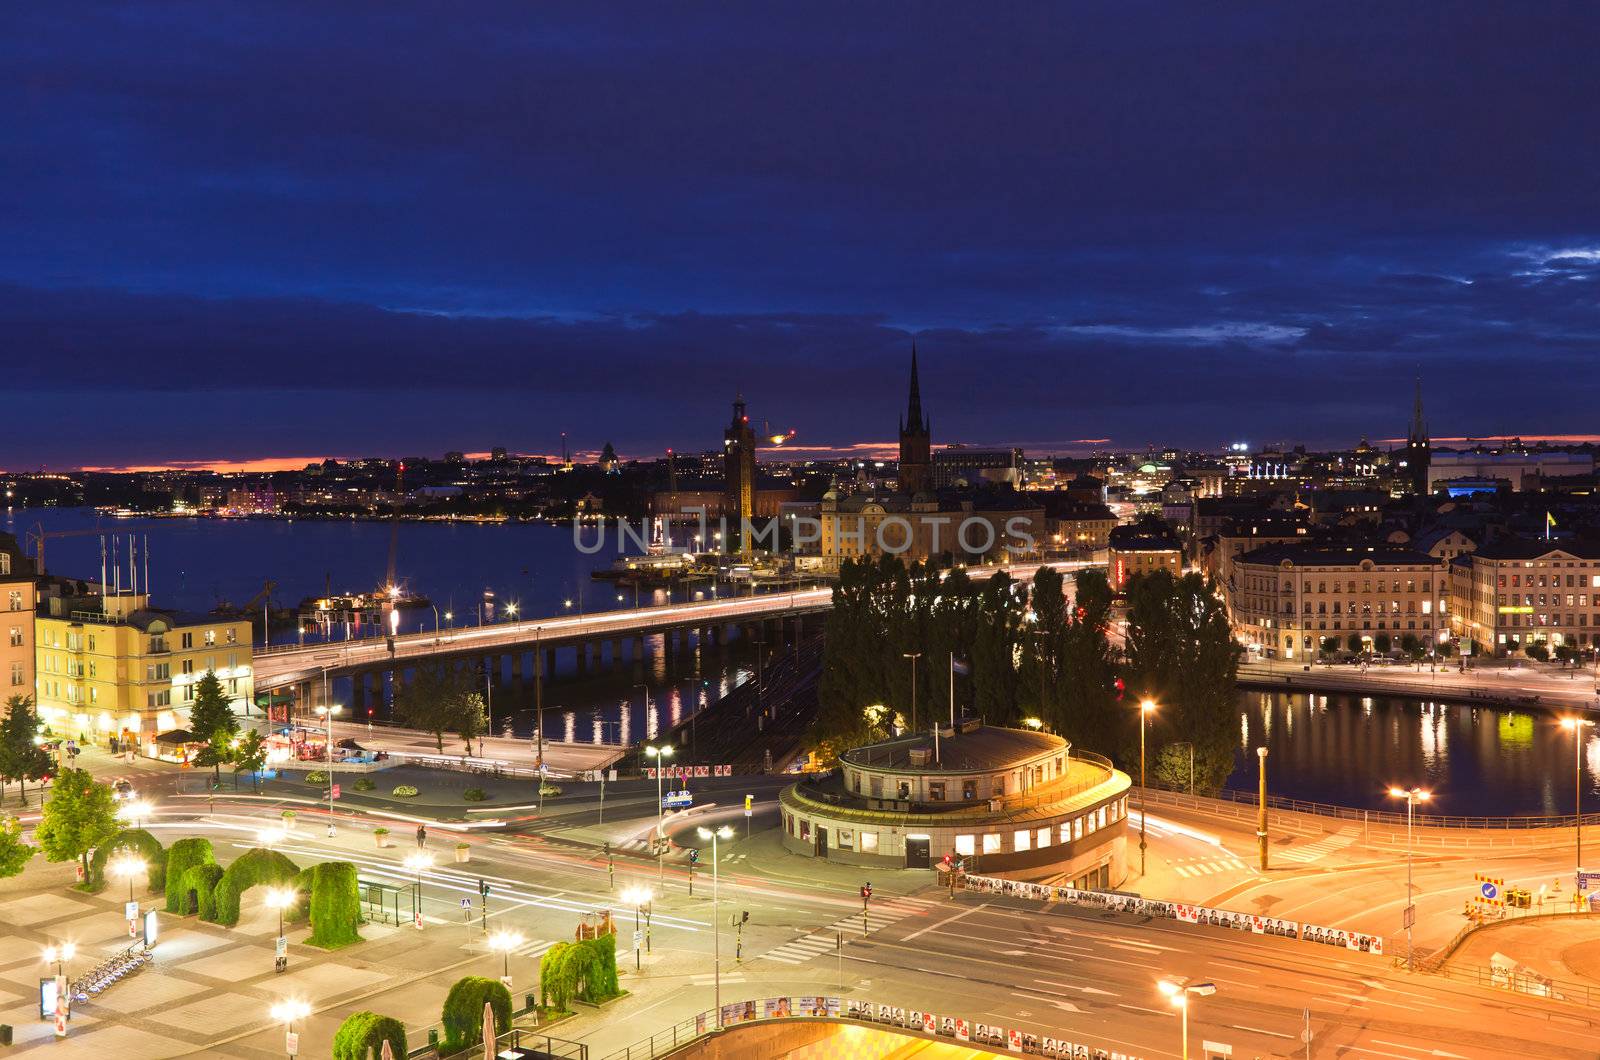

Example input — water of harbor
[1223,690,1600,817]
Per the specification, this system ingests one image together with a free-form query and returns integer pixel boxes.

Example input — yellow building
[34,591,253,752]
[1,540,35,700]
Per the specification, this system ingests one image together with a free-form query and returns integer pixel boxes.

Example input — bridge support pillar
[576,641,590,674]
[612,638,624,669]
[545,648,557,676]
[510,651,522,684]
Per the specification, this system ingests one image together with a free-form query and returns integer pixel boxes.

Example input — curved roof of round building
[840,722,1064,773]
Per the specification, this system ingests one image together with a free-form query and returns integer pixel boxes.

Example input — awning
[154,728,198,745]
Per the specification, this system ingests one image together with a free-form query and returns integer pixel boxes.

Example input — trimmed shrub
[332,1010,408,1060]
[538,933,620,1012]
[440,976,512,1054]
[353,777,376,792]
[164,837,216,914]
[305,770,328,783]
[182,862,225,920]
[462,788,487,802]
[392,785,419,797]
[539,783,562,798]
[305,860,363,948]
[213,847,301,926]
[84,828,166,894]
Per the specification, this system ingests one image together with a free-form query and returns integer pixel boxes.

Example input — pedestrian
[416,824,427,849]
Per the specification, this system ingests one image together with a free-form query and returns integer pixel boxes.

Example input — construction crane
[25,521,167,575]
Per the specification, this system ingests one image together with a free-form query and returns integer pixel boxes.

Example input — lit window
[859,832,879,853]
[1014,830,1031,852]
[982,834,1002,854]
[955,834,975,856]
[1036,827,1050,848]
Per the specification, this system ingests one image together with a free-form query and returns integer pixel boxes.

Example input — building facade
[1107,521,1183,590]
[34,591,253,751]
[779,719,1130,886]
[1227,544,1446,660]
[1449,539,1600,656]
[0,537,34,701]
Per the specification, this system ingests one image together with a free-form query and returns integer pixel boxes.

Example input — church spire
[1409,378,1427,444]
[903,343,926,434]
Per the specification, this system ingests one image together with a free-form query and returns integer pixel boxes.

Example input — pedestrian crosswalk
[759,896,934,965]
[465,936,557,959]
[690,971,747,985]
[1170,854,1252,878]
[1276,831,1355,864]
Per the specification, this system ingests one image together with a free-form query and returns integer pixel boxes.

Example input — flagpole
[949,651,955,726]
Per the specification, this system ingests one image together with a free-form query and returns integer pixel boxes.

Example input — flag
[950,655,971,676]
[1548,511,1558,529]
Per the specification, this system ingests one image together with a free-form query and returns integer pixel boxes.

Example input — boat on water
[299,586,432,614]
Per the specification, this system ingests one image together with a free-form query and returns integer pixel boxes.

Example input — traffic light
[741,911,750,925]
[941,853,952,869]
[689,848,700,864]
[1114,676,1126,701]
[478,878,490,898]
[860,883,872,900]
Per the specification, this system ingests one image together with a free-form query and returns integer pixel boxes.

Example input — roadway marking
[902,902,987,942]
[1370,1040,1468,1058]
[1116,1004,1170,1017]
[1230,1024,1293,1039]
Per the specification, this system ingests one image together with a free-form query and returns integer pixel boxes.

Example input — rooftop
[1236,543,1439,567]
[840,721,1064,773]
[1468,537,1600,561]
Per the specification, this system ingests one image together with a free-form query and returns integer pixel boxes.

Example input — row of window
[1498,573,1600,589]
[1283,600,1442,615]
[783,797,1128,857]
[45,627,238,652]
[1497,594,1594,608]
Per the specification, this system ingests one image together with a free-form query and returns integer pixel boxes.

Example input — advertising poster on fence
[763,997,791,1020]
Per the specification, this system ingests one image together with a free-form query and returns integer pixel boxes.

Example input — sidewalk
[1239,658,1600,712]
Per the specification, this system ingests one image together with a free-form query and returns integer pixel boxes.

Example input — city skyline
[7,3,1600,468]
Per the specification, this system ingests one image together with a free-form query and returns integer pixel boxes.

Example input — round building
[779,718,1130,887]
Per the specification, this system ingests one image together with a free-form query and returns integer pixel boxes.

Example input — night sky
[6,3,1600,470]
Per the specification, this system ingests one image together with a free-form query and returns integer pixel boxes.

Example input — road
[1240,658,1600,712]
[253,559,1095,690]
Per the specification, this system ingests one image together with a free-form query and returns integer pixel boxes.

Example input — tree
[441,976,512,1053]
[1122,570,1242,790]
[305,860,363,948]
[1319,636,1341,662]
[1373,633,1392,655]
[393,664,478,753]
[0,695,54,805]
[1346,632,1363,654]
[0,813,37,879]
[189,672,238,782]
[1526,640,1550,663]
[455,692,489,754]
[1037,567,1118,753]
[1554,643,1578,669]
[232,730,268,792]
[1399,634,1423,667]
[333,1011,407,1060]
[35,767,120,879]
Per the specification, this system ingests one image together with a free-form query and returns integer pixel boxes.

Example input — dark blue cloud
[3,2,1599,466]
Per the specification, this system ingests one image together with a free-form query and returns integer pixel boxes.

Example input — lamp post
[1387,786,1431,971]
[902,652,923,733]
[697,825,734,1026]
[1256,746,1269,872]
[43,942,75,979]
[314,704,342,836]
[109,852,145,904]
[1560,717,1594,885]
[488,929,523,986]
[1137,699,1155,876]
[645,745,674,884]
[403,851,433,930]
[119,799,153,830]
[265,887,294,972]
[620,885,653,971]
[1157,979,1216,1060]
[270,999,311,1059]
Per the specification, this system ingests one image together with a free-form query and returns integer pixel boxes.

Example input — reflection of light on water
[592,716,603,744]
[563,711,575,744]
[620,706,631,746]
[1361,697,1373,716]
[1318,694,1329,714]
[1240,713,1250,749]
[646,697,658,740]
[1498,712,1535,750]
[1420,707,1447,766]
[668,687,682,728]
[1262,699,1272,740]
[1585,734,1600,787]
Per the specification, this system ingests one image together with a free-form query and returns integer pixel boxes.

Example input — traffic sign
[331,783,341,800]
[632,929,643,951]
[1480,881,1499,901]
[461,897,471,908]
[124,900,139,920]
[275,935,288,958]
[1402,904,1416,929]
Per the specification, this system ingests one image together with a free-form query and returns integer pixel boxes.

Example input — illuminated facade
[1448,540,1600,656]
[1227,544,1446,660]
[0,539,34,701]
[34,592,253,749]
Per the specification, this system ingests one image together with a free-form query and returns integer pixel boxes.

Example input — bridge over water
[253,560,1089,712]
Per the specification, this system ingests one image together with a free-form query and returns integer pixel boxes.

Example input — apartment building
[1449,539,1600,656]
[0,536,34,700]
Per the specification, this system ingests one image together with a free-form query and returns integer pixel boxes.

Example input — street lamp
[1387,786,1431,971]
[644,744,674,884]
[1157,978,1216,1060]
[403,850,434,929]
[619,885,654,971]
[264,887,295,972]
[119,799,153,829]
[109,852,146,904]
[257,826,287,849]
[488,929,523,984]
[902,652,923,732]
[505,601,518,621]
[1560,717,1595,885]
[697,825,735,1025]
[270,999,311,1059]
[314,704,343,836]
[1137,699,1156,876]
[43,942,76,978]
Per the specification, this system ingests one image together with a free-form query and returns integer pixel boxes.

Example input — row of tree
[814,558,1243,788]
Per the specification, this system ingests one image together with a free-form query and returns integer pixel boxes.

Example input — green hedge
[462,788,487,801]
[164,838,216,913]
[306,860,363,948]
[538,933,620,1012]
[84,828,166,894]
[332,1010,408,1060]
[181,862,225,920]
[213,847,301,926]
[440,976,511,1054]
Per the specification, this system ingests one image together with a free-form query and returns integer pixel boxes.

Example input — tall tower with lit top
[1404,379,1430,496]
[724,394,756,553]
[898,345,932,494]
